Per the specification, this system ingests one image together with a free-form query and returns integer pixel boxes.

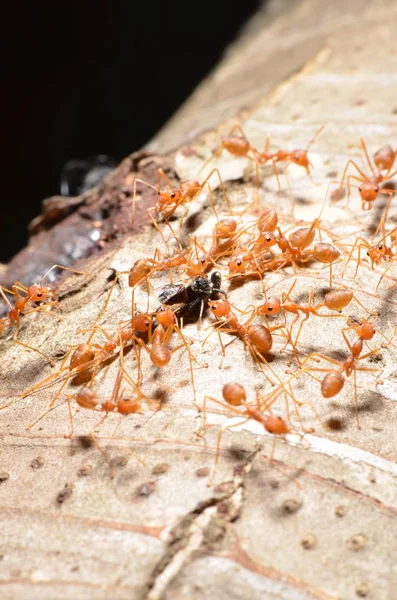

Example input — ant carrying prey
[158,271,226,321]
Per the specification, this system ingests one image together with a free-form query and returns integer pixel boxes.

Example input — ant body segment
[200,382,291,485]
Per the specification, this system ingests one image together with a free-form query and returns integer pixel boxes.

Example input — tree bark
[1,1,397,599]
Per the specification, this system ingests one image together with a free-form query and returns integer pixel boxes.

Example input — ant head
[156,306,176,328]
[28,284,54,303]
[158,189,182,207]
[291,150,310,172]
[262,298,281,314]
[133,312,152,332]
[261,232,277,247]
[228,252,247,273]
[185,253,210,277]
[358,182,378,203]
[294,125,324,174]
[367,242,385,263]
[208,298,230,318]
[222,382,246,406]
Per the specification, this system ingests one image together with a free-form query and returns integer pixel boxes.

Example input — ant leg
[280,164,296,214]
[89,414,114,477]
[281,278,298,303]
[132,177,158,224]
[164,216,183,250]
[216,330,227,368]
[373,189,397,238]
[25,372,77,431]
[245,341,278,387]
[376,261,394,291]
[157,168,175,190]
[0,287,14,310]
[208,418,251,486]
[147,208,173,252]
[346,175,363,206]
[171,325,204,407]
[353,368,361,429]
[23,306,63,321]
[359,138,376,175]
[13,320,55,366]
[205,182,219,220]
[66,396,74,438]
[88,271,129,341]
[40,264,92,283]
[341,238,370,278]
[201,168,233,212]
[200,394,249,486]
[338,159,367,197]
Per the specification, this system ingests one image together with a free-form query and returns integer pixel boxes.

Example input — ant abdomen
[222,382,246,406]
[181,180,200,199]
[215,218,237,239]
[150,346,171,368]
[321,371,344,398]
[70,344,96,370]
[324,289,353,311]
[373,145,395,172]
[264,415,290,435]
[222,136,250,157]
[313,243,340,264]
[257,209,278,233]
[117,396,142,415]
[129,260,151,287]
[289,227,315,250]
[247,324,273,354]
[75,387,97,409]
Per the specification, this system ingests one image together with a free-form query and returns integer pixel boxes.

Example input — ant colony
[1,123,396,485]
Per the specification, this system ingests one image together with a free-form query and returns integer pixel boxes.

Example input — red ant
[336,139,397,235]
[200,124,324,196]
[6,312,154,420]
[252,279,372,354]
[200,382,292,485]
[254,125,325,186]
[0,264,90,364]
[136,306,206,404]
[342,228,396,290]
[291,321,384,428]
[187,215,263,277]
[204,297,286,385]
[229,217,340,287]
[27,353,155,477]
[132,167,232,249]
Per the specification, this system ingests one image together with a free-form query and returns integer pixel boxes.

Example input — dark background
[2,1,260,263]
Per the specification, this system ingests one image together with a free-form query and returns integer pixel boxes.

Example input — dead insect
[158,271,226,320]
